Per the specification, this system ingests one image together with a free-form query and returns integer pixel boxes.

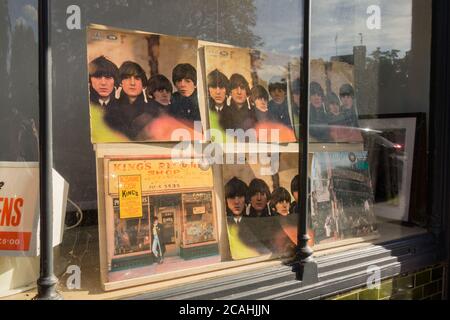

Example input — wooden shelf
[94,142,364,157]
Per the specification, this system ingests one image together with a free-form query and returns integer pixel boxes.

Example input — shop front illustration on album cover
[103,158,219,282]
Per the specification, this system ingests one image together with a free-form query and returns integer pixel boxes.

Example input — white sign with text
[0,162,68,257]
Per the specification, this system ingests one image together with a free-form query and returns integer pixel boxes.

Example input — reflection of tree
[10,20,38,121]
[213,0,263,47]
[0,1,10,106]
[355,47,410,115]
[184,0,262,47]
[0,3,39,161]
[0,0,15,161]
[56,0,262,48]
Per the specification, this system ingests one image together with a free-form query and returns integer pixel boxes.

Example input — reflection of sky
[258,52,291,83]
[253,0,304,57]
[311,0,412,60]
[252,0,412,61]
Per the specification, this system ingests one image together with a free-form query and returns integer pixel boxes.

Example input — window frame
[33,0,449,298]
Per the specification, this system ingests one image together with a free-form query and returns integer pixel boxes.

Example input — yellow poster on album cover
[118,175,143,219]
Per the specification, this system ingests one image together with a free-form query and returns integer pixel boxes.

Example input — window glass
[0,0,434,299]
[48,0,303,294]
[0,0,38,162]
[308,0,430,251]
[0,0,42,298]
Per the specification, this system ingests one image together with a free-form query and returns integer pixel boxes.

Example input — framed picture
[358,113,427,224]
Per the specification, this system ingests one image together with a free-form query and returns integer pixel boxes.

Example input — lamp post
[35,0,62,300]
[294,0,318,285]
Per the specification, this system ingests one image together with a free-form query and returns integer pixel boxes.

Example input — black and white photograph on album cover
[310,151,379,248]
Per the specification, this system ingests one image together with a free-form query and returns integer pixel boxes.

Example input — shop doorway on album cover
[100,157,220,286]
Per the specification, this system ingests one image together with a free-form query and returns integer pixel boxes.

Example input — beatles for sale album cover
[87,26,202,143]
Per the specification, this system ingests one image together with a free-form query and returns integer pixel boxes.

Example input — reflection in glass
[309,0,430,248]
[0,0,38,161]
[46,0,304,293]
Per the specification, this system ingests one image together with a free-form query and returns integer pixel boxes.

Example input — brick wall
[328,264,447,300]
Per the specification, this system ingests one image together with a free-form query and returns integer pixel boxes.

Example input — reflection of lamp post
[335,33,338,57]
[293,0,318,285]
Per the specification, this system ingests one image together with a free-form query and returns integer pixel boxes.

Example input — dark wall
[429,0,450,300]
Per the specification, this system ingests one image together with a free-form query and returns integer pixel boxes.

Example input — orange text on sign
[0,197,23,227]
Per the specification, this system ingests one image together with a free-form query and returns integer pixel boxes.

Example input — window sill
[126,232,440,300]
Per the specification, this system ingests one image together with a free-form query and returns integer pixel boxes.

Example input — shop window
[0,0,433,298]
[46,0,305,292]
